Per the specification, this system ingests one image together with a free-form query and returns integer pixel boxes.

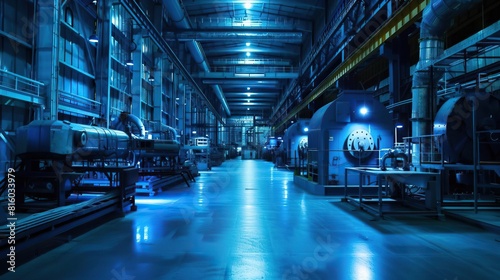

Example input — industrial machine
[13,112,183,205]
[0,113,187,261]
[434,93,500,164]
[295,90,393,195]
[432,92,500,201]
[280,119,310,171]
[183,136,212,170]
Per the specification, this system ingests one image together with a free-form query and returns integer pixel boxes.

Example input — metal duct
[411,0,481,165]
[127,113,146,138]
[186,40,209,71]
[164,124,178,140]
[112,112,146,138]
[163,0,231,116]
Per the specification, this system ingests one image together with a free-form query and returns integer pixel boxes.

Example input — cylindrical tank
[16,120,131,160]
[433,93,500,163]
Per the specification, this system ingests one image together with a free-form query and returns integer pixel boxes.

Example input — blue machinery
[294,91,394,195]
[280,119,310,172]
[14,115,185,205]
[339,92,500,217]
[0,114,191,256]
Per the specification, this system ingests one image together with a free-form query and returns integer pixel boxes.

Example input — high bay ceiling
[163,0,325,119]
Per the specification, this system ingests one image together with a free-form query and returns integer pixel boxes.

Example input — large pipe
[126,113,146,138]
[112,112,146,138]
[411,0,481,166]
[163,0,231,116]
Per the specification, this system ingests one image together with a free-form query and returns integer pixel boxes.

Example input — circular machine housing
[433,93,500,163]
[346,129,375,159]
[307,91,393,185]
[281,119,310,166]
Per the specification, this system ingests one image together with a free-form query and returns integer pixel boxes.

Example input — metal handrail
[0,69,45,96]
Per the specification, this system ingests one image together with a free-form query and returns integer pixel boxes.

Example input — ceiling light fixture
[246,52,251,57]
[125,59,134,66]
[244,2,252,9]
[246,42,251,46]
[148,74,154,82]
[88,33,99,43]
[247,87,251,90]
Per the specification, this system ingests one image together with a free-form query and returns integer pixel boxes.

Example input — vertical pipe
[411,0,481,167]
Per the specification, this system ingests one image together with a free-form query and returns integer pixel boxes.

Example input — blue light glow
[359,106,368,115]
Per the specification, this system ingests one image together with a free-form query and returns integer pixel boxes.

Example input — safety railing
[0,69,45,96]
[58,90,101,115]
[306,147,382,184]
[402,134,442,166]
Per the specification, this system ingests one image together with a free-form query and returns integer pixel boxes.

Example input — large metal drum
[433,93,500,163]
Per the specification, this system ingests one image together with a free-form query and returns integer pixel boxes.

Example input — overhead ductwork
[411,0,481,165]
[163,0,231,116]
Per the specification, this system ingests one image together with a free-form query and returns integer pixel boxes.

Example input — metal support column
[36,0,60,120]
[96,0,112,127]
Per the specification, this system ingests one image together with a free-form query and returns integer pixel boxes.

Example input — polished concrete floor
[4,159,500,279]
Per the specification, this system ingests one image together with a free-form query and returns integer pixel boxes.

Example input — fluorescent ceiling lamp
[235,73,265,78]
[244,2,252,9]
[246,42,251,46]
[125,59,134,66]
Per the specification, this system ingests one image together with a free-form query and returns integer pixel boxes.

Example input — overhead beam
[189,17,312,32]
[225,92,279,96]
[211,58,292,66]
[228,102,276,106]
[182,0,324,10]
[203,45,301,56]
[194,72,298,79]
[202,79,280,85]
[163,30,303,42]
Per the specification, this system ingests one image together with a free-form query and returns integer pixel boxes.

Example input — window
[65,7,73,27]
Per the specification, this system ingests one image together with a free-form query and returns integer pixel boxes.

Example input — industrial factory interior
[2,0,500,278]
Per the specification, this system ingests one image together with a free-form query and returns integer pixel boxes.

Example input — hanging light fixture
[88,33,99,43]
